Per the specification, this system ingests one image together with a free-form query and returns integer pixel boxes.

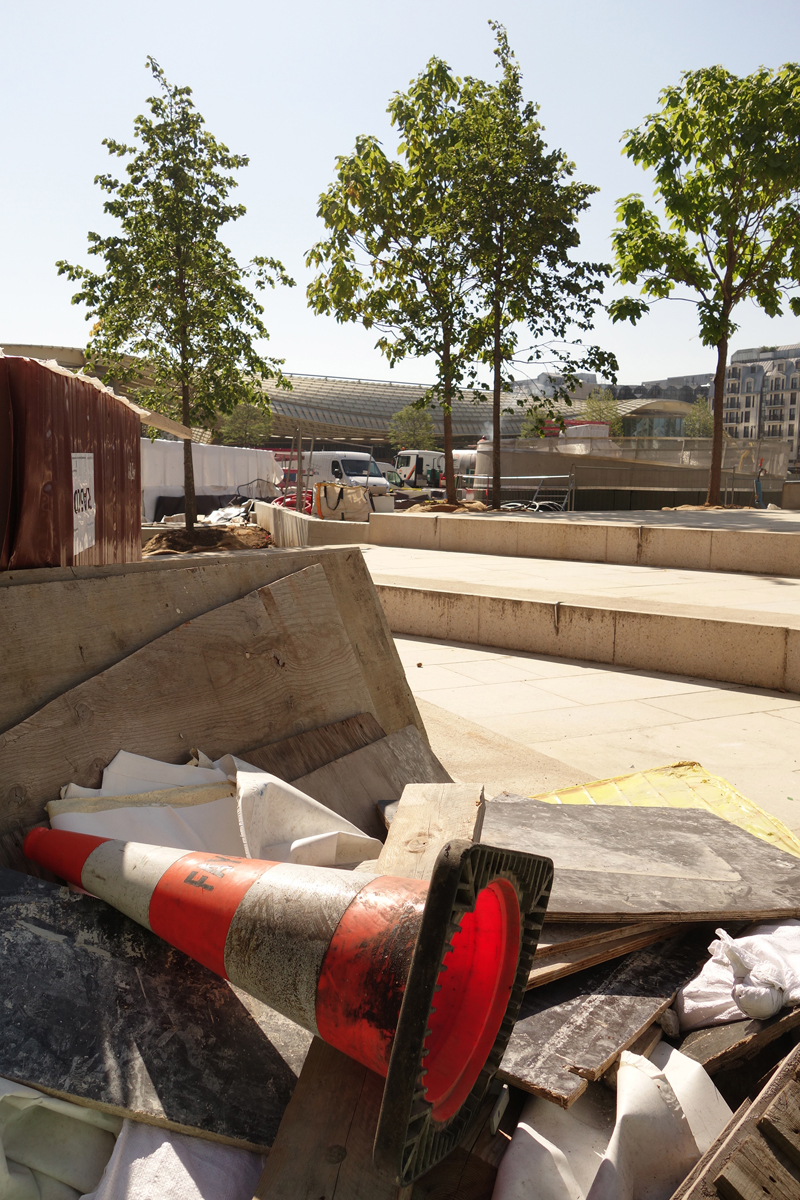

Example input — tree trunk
[295,426,304,513]
[182,384,197,530]
[491,303,503,510]
[706,334,728,506]
[442,331,457,505]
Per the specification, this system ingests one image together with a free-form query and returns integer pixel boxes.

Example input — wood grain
[241,713,385,781]
[293,729,453,843]
[481,800,800,923]
[681,1008,800,1075]
[535,920,669,961]
[255,784,486,1199]
[497,930,709,1107]
[714,1133,800,1200]
[0,867,311,1151]
[0,547,423,743]
[0,565,376,837]
[527,923,685,988]
[759,1080,800,1170]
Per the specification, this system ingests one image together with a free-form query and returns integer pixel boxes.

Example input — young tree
[218,403,272,447]
[450,25,617,507]
[683,397,715,438]
[387,404,437,452]
[58,58,293,528]
[609,64,800,505]
[584,387,623,435]
[306,59,475,504]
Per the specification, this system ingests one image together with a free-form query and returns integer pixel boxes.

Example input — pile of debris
[1,546,799,1200]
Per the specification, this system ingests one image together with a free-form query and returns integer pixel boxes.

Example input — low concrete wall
[369,512,800,577]
[255,502,370,548]
[376,583,800,694]
[783,480,800,511]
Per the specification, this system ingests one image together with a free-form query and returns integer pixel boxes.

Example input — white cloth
[81,1119,264,1200]
[492,1045,731,1200]
[55,752,382,869]
[676,920,800,1030]
[0,1077,121,1200]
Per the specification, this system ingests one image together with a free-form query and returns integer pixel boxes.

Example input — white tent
[141,439,282,522]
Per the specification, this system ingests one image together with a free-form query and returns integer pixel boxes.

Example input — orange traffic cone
[24,827,552,1184]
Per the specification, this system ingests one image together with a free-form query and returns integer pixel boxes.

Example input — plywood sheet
[0,565,375,838]
[498,931,710,1107]
[482,800,800,923]
[681,1009,800,1075]
[0,867,311,1150]
[241,712,385,781]
[527,923,685,988]
[0,548,423,743]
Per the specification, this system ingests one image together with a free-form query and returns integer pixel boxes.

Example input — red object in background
[273,489,312,514]
[0,356,141,570]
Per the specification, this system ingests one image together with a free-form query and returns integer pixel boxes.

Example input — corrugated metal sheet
[2,356,141,569]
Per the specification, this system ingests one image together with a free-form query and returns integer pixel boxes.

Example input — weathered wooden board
[481,799,800,923]
[0,867,311,1150]
[0,548,423,742]
[527,923,685,988]
[535,920,669,960]
[498,931,710,1107]
[673,1042,800,1200]
[681,1008,800,1075]
[241,712,385,781]
[292,727,452,843]
[255,783,487,1199]
[0,565,376,838]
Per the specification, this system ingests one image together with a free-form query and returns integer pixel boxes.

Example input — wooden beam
[255,783,486,1200]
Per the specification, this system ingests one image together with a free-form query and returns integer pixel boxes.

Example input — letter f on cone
[24,827,552,1184]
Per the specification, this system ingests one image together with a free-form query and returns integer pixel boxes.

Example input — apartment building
[720,344,800,460]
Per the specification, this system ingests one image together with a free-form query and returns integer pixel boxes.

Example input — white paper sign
[71,452,96,555]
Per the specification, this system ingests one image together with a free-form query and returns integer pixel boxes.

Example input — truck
[393,450,445,487]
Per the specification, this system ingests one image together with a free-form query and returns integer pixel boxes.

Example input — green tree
[387,403,437,452]
[584,387,623,435]
[609,64,800,505]
[449,25,617,507]
[57,58,294,528]
[307,58,475,504]
[218,403,272,447]
[683,397,715,438]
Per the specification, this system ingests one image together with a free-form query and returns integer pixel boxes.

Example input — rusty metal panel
[0,359,12,570]
[3,356,141,569]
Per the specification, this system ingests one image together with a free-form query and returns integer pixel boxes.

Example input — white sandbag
[82,1117,264,1200]
[676,920,800,1030]
[0,1077,120,1200]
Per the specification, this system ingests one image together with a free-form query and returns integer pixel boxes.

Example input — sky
[2,0,800,388]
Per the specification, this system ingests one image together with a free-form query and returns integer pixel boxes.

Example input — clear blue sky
[2,0,799,386]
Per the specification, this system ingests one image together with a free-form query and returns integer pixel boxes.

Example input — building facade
[718,345,800,462]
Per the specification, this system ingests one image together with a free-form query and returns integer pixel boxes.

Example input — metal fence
[459,474,574,511]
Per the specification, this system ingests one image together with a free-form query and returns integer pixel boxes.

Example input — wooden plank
[497,930,709,1108]
[681,1008,800,1075]
[603,1024,662,1089]
[527,923,686,988]
[241,713,385,780]
[0,565,376,839]
[535,920,668,960]
[669,1042,800,1200]
[481,800,800,923]
[0,866,311,1151]
[293,729,454,842]
[759,1079,800,1169]
[0,548,424,743]
[256,783,486,1200]
[714,1132,800,1200]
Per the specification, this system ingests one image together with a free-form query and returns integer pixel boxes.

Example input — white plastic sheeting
[0,1076,121,1200]
[52,751,383,869]
[141,439,282,522]
[676,920,800,1029]
[492,1045,732,1200]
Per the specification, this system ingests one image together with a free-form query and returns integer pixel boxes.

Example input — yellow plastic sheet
[528,761,800,861]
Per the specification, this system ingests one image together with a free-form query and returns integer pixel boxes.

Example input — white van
[305,451,389,494]
[394,450,445,487]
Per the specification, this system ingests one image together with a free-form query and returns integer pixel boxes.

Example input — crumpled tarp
[48,750,382,868]
[0,1076,121,1200]
[676,919,800,1028]
[492,1044,732,1200]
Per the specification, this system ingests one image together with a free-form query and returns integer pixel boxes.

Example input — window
[791,376,799,390]
[790,425,795,437]
[396,455,411,467]
[791,409,797,420]
[745,379,754,393]
[331,460,343,478]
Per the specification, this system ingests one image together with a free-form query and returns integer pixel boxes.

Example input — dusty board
[241,712,386,781]
[481,799,800,923]
[0,565,376,837]
[293,729,454,842]
[256,783,487,1199]
[0,548,423,744]
[527,923,685,988]
[498,930,710,1107]
[681,1008,800,1075]
[535,920,670,960]
[672,1041,800,1199]
[0,867,311,1151]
